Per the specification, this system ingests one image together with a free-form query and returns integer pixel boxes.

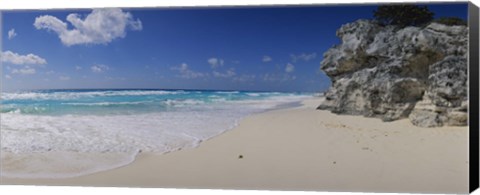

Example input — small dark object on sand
[238,155,243,159]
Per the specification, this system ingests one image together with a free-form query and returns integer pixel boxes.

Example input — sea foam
[1,90,312,178]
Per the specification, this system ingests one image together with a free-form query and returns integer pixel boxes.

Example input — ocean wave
[246,93,261,97]
[163,99,205,107]
[1,90,187,101]
[215,91,240,94]
[61,101,153,106]
[210,98,228,102]
[0,106,47,114]
[1,108,21,114]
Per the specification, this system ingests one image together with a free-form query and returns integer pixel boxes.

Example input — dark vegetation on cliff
[318,5,468,127]
[373,5,434,27]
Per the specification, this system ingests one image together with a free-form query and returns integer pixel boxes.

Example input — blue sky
[1,3,468,92]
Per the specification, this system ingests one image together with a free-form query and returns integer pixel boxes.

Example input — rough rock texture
[318,20,468,127]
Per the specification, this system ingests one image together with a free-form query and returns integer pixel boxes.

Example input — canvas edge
[469,1,480,194]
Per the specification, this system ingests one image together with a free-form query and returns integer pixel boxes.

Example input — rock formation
[318,19,468,127]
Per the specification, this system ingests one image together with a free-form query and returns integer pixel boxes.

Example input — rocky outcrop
[318,19,468,127]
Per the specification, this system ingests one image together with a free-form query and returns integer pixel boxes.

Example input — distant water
[1,89,312,177]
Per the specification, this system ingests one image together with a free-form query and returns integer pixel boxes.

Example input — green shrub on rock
[433,17,467,26]
[373,5,434,27]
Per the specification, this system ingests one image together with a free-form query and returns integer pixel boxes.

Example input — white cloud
[263,73,296,82]
[233,74,256,82]
[75,66,82,70]
[45,70,55,75]
[1,50,47,65]
[59,76,71,81]
[91,64,109,73]
[285,63,295,73]
[262,55,272,62]
[12,66,36,75]
[207,58,224,69]
[34,8,142,46]
[5,75,12,79]
[213,68,236,78]
[290,52,317,62]
[105,76,126,81]
[8,29,17,40]
[171,63,207,79]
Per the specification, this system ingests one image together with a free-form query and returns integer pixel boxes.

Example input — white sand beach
[1,98,469,194]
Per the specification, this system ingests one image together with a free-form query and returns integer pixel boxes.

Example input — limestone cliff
[318,19,468,127]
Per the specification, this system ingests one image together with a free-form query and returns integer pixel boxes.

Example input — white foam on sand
[0,109,240,179]
[1,112,237,154]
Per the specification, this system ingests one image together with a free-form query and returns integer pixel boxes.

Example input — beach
[1,97,469,194]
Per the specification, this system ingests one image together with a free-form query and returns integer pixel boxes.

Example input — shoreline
[0,98,312,179]
[1,97,469,193]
